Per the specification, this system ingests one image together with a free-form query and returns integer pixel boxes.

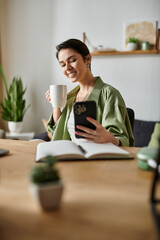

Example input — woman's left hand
[75,117,119,146]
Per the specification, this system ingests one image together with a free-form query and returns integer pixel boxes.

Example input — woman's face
[58,48,91,83]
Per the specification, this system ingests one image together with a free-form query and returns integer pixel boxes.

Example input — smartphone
[0,148,9,156]
[73,101,96,138]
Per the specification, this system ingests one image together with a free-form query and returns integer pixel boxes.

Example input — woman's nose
[65,62,72,70]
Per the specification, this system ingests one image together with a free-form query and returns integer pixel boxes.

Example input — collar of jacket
[67,76,105,107]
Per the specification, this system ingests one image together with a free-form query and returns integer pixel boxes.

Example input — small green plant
[128,37,138,43]
[30,155,60,184]
[0,65,30,121]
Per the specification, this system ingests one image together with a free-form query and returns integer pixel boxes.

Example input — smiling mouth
[67,72,76,78]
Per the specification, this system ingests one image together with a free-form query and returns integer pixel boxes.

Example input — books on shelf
[35,140,133,162]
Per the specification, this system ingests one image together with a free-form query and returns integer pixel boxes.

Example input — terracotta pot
[8,121,23,134]
[126,42,137,51]
[30,180,63,211]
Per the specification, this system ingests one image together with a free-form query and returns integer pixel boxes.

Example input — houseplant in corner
[29,155,63,211]
[126,37,139,51]
[0,65,30,133]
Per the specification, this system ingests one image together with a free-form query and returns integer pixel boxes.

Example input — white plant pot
[126,42,137,51]
[8,121,23,134]
[30,180,63,211]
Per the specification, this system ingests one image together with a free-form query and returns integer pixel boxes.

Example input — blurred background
[0,0,160,134]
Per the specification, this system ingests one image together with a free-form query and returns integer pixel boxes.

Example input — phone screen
[73,101,96,138]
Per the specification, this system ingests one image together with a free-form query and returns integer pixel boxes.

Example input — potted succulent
[29,155,63,211]
[126,37,139,51]
[0,65,30,133]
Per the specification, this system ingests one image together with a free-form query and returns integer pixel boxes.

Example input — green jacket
[148,123,160,148]
[47,76,134,146]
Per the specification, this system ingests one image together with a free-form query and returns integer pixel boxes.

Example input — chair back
[126,108,135,131]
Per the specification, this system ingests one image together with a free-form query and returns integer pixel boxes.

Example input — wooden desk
[0,140,158,240]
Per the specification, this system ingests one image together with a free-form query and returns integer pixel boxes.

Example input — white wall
[1,0,160,134]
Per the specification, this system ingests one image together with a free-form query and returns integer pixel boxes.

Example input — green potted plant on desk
[0,65,30,134]
[126,37,139,51]
[29,155,63,211]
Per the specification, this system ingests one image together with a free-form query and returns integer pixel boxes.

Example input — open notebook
[35,140,133,161]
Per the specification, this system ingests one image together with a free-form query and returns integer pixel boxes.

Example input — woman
[45,39,134,146]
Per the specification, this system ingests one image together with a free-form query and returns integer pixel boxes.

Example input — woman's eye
[70,58,76,63]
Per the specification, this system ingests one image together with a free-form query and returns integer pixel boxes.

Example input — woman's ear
[85,54,92,65]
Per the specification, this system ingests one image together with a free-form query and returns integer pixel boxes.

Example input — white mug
[50,84,67,108]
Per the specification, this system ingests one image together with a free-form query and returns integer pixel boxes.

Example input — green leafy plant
[30,155,60,184]
[0,65,30,121]
[128,37,138,43]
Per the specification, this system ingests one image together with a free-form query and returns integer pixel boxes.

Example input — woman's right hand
[45,89,52,104]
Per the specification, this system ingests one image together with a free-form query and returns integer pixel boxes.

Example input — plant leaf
[0,75,30,121]
[0,65,9,97]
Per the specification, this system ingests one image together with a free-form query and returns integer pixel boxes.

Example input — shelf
[83,32,160,57]
[91,49,160,56]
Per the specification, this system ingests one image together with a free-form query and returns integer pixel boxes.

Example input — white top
[67,108,87,145]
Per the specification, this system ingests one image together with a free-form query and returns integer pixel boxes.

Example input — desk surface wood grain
[0,139,158,240]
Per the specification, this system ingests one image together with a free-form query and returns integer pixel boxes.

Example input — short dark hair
[56,39,90,60]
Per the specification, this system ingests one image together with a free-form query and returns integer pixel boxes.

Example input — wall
[1,0,160,134]
[0,0,6,128]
